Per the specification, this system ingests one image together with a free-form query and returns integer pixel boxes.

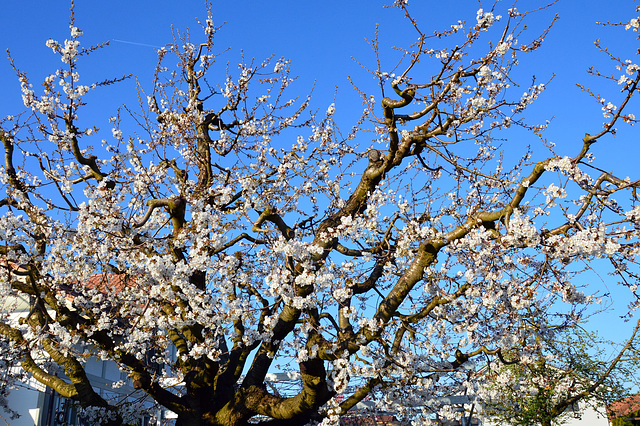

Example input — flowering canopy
[2,2,640,426]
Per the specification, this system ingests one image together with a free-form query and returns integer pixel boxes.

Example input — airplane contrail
[111,39,162,49]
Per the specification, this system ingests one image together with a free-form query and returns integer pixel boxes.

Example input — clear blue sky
[2,1,636,128]
[2,1,639,348]
[2,1,637,168]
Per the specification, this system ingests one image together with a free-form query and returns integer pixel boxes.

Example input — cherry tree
[1,2,640,425]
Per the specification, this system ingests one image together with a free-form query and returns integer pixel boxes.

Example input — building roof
[609,394,640,420]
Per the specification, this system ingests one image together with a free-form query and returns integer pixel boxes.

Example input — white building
[1,288,173,425]
[479,400,609,426]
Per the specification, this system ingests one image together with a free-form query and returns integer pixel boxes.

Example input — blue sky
[2,2,636,119]
[2,1,640,348]
[2,1,637,168]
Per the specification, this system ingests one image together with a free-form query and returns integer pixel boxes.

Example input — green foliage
[484,361,568,426]
[482,320,640,426]
[611,412,640,426]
